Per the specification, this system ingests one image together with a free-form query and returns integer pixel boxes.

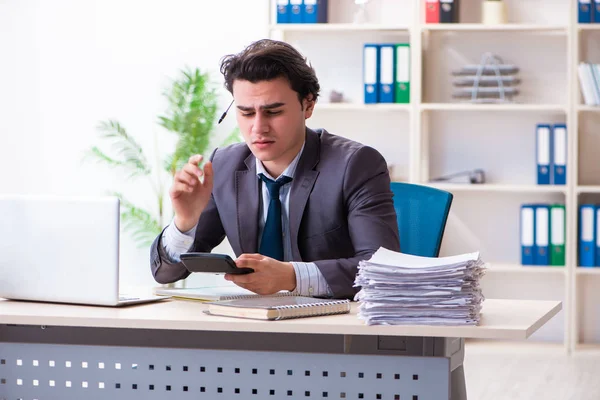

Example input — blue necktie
[259,173,293,261]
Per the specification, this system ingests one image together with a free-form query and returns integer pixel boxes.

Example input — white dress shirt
[162,143,332,297]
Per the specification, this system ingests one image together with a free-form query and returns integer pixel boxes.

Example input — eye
[266,110,282,115]
[241,112,254,117]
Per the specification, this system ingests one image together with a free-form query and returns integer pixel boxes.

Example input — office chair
[389,182,462,398]
[390,182,453,257]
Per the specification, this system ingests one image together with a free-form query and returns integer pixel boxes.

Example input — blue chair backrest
[390,182,453,258]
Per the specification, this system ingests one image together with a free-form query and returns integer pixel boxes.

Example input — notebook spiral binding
[274,299,351,320]
[224,292,295,301]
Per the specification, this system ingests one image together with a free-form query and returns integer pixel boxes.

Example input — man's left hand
[225,254,296,295]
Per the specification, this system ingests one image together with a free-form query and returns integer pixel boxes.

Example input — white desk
[0,298,561,400]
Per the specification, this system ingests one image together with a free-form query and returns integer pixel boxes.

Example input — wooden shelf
[573,343,600,354]
[577,105,600,112]
[316,103,411,111]
[485,263,566,274]
[576,267,600,275]
[422,24,568,32]
[421,103,567,112]
[578,24,600,31]
[576,185,600,193]
[427,183,568,194]
[269,23,410,32]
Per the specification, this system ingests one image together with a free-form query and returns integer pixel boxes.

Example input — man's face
[232,77,314,171]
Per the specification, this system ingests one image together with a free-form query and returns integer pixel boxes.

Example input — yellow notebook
[205,296,351,321]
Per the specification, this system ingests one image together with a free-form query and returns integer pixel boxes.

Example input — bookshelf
[577,185,600,194]
[576,268,600,276]
[573,13,600,354]
[316,103,411,111]
[421,23,568,32]
[428,183,568,194]
[421,103,568,112]
[577,105,600,112]
[578,24,600,31]
[485,263,566,275]
[270,23,410,32]
[268,0,597,352]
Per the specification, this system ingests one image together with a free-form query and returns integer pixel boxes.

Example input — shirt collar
[256,142,305,181]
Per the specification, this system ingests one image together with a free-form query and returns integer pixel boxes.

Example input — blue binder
[378,44,395,103]
[579,204,596,267]
[596,207,600,267]
[290,0,302,23]
[579,0,593,23]
[536,124,552,185]
[363,44,380,104]
[593,0,600,23]
[534,205,550,266]
[302,0,327,23]
[552,124,567,185]
[521,204,536,265]
[276,0,290,23]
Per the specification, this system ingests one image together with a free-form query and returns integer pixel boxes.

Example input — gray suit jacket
[150,128,400,299]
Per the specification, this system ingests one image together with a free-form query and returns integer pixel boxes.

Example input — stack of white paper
[354,247,487,326]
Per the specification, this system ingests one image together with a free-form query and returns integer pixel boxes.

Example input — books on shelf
[363,43,410,104]
[579,204,600,267]
[536,123,567,185]
[276,0,328,24]
[578,63,600,106]
[354,247,486,326]
[205,296,350,320]
[425,0,460,24]
[153,286,295,301]
[520,204,566,266]
[578,0,600,23]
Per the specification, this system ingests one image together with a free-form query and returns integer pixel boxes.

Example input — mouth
[253,140,275,149]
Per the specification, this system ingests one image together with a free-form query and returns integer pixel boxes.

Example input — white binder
[379,44,394,103]
[552,124,567,185]
[535,206,550,265]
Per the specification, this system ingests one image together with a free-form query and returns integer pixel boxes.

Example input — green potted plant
[86,67,240,247]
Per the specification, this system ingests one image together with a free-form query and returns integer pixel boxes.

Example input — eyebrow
[237,102,285,112]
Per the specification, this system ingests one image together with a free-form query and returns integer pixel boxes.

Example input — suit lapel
[236,154,259,253]
[289,128,320,260]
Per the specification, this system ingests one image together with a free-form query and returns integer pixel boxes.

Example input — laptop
[0,194,168,306]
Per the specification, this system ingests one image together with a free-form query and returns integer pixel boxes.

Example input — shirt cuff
[290,262,333,297]
[161,219,197,262]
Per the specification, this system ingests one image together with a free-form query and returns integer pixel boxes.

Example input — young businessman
[150,39,400,299]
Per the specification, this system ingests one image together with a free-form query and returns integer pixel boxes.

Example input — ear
[303,96,315,119]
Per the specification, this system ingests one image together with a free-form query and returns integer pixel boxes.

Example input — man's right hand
[170,154,214,232]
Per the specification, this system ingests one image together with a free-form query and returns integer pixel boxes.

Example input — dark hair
[220,39,320,104]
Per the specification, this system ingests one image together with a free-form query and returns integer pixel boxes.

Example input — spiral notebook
[205,296,351,321]
[153,286,295,302]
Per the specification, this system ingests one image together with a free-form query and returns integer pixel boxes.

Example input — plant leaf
[158,67,219,172]
[91,120,152,179]
[112,192,162,248]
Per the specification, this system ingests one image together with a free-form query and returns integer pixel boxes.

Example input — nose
[251,113,269,135]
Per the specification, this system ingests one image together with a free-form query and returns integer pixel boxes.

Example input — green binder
[394,43,410,104]
[549,204,566,266]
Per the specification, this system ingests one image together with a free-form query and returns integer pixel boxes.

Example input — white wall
[0,0,268,290]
